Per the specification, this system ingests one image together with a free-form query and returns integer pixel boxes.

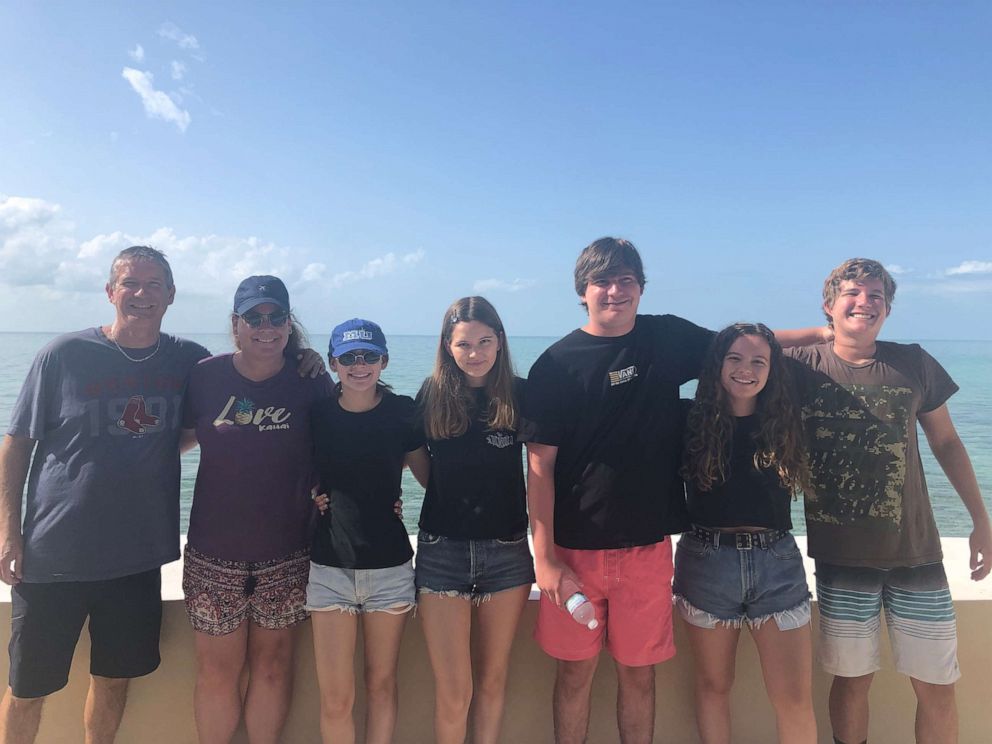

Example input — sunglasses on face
[336,351,382,366]
[240,310,290,328]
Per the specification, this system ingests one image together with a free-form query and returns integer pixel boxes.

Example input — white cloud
[0,195,427,304]
[128,44,145,62]
[170,60,187,81]
[0,195,87,288]
[121,67,191,132]
[158,22,199,50]
[304,249,426,289]
[472,278,536,293]
[885,264,910,275]
[944,260,992,276]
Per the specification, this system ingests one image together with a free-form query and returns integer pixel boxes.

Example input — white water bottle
[562,579,599,630]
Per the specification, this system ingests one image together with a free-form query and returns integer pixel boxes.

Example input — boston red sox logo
[117,395,160,434]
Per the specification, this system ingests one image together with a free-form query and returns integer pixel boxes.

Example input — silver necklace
[110,332,161,362]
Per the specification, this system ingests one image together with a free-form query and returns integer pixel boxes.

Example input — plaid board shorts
[182,546,310,636]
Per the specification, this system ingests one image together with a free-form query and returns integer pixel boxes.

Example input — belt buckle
[735,533,753,550]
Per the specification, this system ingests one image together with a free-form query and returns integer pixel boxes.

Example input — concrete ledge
[1,537,990,743]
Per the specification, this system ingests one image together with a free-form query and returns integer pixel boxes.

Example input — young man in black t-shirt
[520,237,714,744]
[522,237,828,744]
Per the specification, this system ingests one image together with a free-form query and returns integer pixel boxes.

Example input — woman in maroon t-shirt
[180,275,329,744]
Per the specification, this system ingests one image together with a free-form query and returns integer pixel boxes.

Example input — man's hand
[969,518,992,581]
[535,554,581,608]
[297,349,327,378]
[0,531,23,585]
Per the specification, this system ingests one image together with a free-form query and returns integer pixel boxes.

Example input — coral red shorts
[534,539,675,667]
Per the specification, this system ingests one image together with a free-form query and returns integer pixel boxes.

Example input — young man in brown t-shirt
[788,258,991,744]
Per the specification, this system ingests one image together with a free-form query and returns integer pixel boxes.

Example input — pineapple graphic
[234,397,255,425]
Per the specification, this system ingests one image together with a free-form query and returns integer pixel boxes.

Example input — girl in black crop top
[414,297,534,744]
[674,323,817,744]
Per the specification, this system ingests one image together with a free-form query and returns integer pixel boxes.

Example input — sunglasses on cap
[240,310,290,328]
[336,351,383,366]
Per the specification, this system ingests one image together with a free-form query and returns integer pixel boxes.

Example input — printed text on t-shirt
[608,365,638,386]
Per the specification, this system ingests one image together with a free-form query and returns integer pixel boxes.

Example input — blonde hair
[822,258,896,326]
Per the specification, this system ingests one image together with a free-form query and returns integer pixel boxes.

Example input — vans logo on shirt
[485,432,514,449]
[213,395,291,431]
[342,329,373,341]
[608,365,638,386]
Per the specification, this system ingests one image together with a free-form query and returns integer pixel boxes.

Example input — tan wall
[3,538,991,743]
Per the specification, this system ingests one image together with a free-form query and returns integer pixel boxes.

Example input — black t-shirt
[520,314,714,550]
[417,378,528,540]
[686,415,794,531]
[310,391,425,569]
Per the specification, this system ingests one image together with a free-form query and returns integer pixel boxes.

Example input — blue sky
[2,2,991,339]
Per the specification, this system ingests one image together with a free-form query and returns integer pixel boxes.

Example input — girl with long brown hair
[415,296,534,744]
[674,322,817,744]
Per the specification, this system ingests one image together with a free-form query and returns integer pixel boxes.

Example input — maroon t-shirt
[183,354,333,562]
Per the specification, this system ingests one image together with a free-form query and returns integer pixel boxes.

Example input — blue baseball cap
[233,275,290,315]
[330,318,388,358]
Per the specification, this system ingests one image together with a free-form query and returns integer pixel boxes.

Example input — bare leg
[361,609,409,744]
[243,624,297,744]
[750,620,816,743]
[311,610,358,744]
[193,623,249,744]
[553,657,599,744]
[418,594,473,744]
[829,673,873,744]
[471,586,530,744]
[910,678,957,744]
[614,661,655,744]
[84,676,129,744]
[684,623,740,744]
[0,691,44,744]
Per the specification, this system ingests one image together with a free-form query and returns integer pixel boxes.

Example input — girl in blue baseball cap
[306,318,429,744]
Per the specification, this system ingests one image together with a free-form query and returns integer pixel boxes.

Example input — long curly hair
[681,322,810,496]
[420,296,517,439]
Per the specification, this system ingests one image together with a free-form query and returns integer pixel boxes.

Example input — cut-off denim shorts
[305,560,416,615]
[415,530,535,604]
[672,528,811,630]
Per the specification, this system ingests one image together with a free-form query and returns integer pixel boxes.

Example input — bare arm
[0,434,37,585]
[179,427,199,454]
[527,443,579,606]
[404,446,431,489]
[773,326,833,348]
[919,404,992,581]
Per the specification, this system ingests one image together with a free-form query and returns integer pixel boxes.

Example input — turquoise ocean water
[1,332,989,537]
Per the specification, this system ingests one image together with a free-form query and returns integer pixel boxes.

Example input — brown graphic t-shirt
[786,342,958,568]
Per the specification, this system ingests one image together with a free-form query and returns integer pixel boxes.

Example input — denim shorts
[414,531,535,603]
[305,560,416,615]
[673,529,811,630]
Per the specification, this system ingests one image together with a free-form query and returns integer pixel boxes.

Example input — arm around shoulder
[919,404,992,581]
[773,325,833,348]
[404,446,431,489]
[0,434,38,585]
